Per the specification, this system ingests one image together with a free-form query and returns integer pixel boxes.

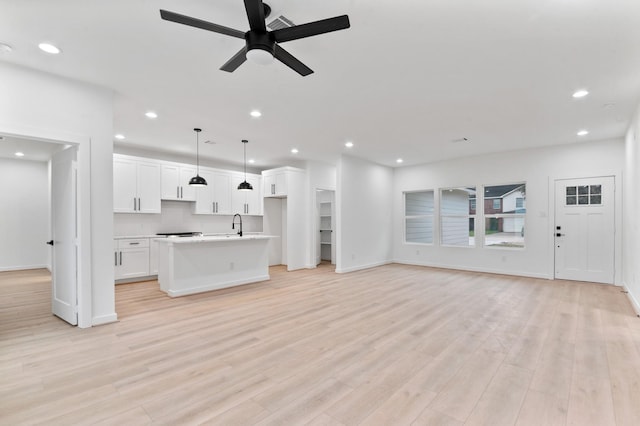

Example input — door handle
[177,186,179,198]
[181,186,183,198]
[138,198,141,211]
[119,251,122,265]
[46,240,54,246]
[115,251,117,266]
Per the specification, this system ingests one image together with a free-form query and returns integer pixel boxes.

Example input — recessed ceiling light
[345,141,354,148]
[114,134,125,140]
[248,159,255,164]
[291,148,299,154]
[577,130,589,136]
[145,111,158,119]
[0,42,13,53]
[38,43,61,54]
[396,158,403,164]
[15,152,25,157]
[572,89,589,98]
[250,110,262,118]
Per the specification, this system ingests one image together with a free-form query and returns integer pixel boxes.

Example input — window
[566,185,601,205]
[405,191,434,244]
[470,199,476,211]
[440,187,476,246]
[484,183,526,248]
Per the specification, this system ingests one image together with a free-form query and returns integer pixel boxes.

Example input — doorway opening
[315,189,335,267]
[0,134,80,325]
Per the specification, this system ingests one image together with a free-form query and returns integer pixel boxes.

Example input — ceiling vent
[267,15,295,30]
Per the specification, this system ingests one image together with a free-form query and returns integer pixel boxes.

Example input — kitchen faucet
[232,213,243,237]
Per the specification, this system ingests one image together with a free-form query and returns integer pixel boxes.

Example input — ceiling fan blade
[160,9,245,39]
[274,45,313,76]
[272,15,350,43]
[220,47,248,72]
[243,0,267,32]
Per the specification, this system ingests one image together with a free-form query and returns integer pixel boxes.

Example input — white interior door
[554,176,614,284]
[51,146,78,325]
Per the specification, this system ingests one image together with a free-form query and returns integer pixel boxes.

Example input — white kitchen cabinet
[114,238,150,280]
[149,238,161,275]
[113,156,161,213]
[263,170,288,197]
[161,163,197,201]
[193,169,232,215]
[231,173,262,215]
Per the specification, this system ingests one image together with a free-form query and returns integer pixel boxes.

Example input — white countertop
[155,234,277,244]
[114,232,267,240]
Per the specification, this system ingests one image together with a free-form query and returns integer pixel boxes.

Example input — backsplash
[114,200,263,236]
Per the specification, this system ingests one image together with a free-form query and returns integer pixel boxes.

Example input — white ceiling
[0,136,65,162]
[2,0,639,169]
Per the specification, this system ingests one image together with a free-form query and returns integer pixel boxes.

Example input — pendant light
[189,128,207,186]
[237,139,253,191]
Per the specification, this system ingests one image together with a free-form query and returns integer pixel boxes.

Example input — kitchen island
[156,234,275,297]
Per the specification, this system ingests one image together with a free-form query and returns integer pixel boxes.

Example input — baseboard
[0,264,49,272]
[92,313,118,326]
[623,284,640,316]
[336,260,392,274]
[393,259,552,280]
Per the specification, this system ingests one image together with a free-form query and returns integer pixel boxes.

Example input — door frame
[1,127,93,327]
[548,171,622,285]
[313,188,336,267]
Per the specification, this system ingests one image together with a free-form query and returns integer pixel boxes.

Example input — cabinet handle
[129,242,140,245]
[177,186,180,198]
[119,251,122,265]
[115,252,117,266]
[216,202,218,213]
[213,202,215,213]
[181,186,183,199]
[133,197,136,211]
[272,183,275,195]
[138,198,141,211]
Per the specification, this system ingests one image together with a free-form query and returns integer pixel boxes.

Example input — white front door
[554,176,615,284]
[51,146,78,325]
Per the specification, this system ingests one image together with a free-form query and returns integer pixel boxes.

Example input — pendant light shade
[238,139,253,191]
[189,128,207,187]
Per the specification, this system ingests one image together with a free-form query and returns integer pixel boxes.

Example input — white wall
[0,62,114,327]
[0,158,50,271]
[336,155,394,273]
[623,105,640,313]
[394,139,624,281]
[114,201,263,236]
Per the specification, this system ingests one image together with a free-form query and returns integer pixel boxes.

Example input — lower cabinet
[114,238,151,281]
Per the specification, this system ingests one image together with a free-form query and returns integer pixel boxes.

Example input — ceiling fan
[160,0,350,76]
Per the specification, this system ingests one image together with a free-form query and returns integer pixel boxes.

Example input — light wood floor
[2,264,640,425]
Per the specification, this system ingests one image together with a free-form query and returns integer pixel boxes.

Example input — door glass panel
[590,185,601,195]
[591,195,602,204]
[566,186,577,196]
[578,185,589,195]
[578,195,589,204]
[566,196,577,205]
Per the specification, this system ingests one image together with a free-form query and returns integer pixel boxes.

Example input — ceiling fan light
[246,48,274,65]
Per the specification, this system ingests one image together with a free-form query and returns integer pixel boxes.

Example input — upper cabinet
[113,155,161,214]
[193,169,232,215]
[231,173,262,215]
[262,167,305,198]
[161,163,197,201]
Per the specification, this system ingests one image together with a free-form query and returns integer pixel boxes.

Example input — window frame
[403,190,435,245]
[483,182,526,250]
[439,186,476,248]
